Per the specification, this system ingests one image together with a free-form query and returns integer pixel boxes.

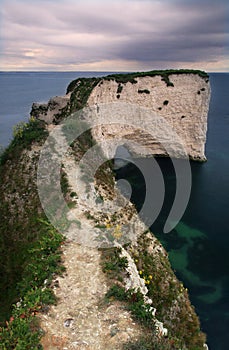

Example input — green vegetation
[123,335,173,350]
[106,285,155,329]
[0,219,65,349]
[66,76,100,94]
[53,77,101,123]
[64,69,209,119]
[103,69,209,86]
[101,247,128,278]
[130,233,206,349]
[60,166,70,197]
[68,78,100,113]
[101,232,206,350]
[0,117,65,348]
[0,118,48,166]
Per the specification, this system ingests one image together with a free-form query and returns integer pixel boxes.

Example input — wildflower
[29,115,36,123]
[135,258,138,263]
[113,225,123,239]
[139,270,143,275]
[149,275,153,280]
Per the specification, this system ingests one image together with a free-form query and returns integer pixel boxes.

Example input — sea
[0,71,228,350]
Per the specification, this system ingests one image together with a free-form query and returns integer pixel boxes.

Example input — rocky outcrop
[88,74,210,161]
[31,70,211,161]
[31,94,71,124]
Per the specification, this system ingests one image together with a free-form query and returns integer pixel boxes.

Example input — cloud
[0,0,228,71]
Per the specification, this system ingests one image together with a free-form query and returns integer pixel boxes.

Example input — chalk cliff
[31,70,211,161]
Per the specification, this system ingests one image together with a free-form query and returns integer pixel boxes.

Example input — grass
[100,232,206,350]
[0,118,48,166]
[123,335,174,350]
[101,247,128,279]
[106,285,156,330]
[129,232,206,349]
[0,117,66,348]
[103,69,209,86]
[0,219,65,349]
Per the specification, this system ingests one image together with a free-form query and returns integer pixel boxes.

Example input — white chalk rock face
[87,74,210,161]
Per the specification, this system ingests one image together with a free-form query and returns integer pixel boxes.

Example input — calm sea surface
[0,72,228,349]
[0,71,110,146]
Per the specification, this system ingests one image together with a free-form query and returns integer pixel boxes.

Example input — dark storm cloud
[114,0,228,64]
[1,0,228,71]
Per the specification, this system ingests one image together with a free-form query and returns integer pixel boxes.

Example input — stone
[87,74,210,161]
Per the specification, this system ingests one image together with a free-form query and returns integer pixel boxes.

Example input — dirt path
[40,241,143,350]
[39,147,144,349]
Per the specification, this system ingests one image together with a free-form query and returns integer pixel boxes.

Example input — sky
[0,0,228,72]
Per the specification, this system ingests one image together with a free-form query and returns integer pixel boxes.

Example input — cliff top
[67,69,209,93]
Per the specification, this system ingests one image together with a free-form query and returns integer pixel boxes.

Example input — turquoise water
[115,73,229,350]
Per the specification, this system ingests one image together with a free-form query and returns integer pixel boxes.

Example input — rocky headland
[0,70,210,349]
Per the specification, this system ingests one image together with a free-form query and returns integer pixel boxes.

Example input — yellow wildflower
[113,224,123,239]
[29,115,36,123]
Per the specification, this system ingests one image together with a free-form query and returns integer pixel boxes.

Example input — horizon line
[0,70,228,74]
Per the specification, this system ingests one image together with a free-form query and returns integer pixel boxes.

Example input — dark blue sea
[0,71,228,349]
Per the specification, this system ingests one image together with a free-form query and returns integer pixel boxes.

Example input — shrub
[106,285,127,301]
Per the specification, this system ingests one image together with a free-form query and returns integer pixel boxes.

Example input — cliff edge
[0,70,210,349]
[32,69,210,161]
